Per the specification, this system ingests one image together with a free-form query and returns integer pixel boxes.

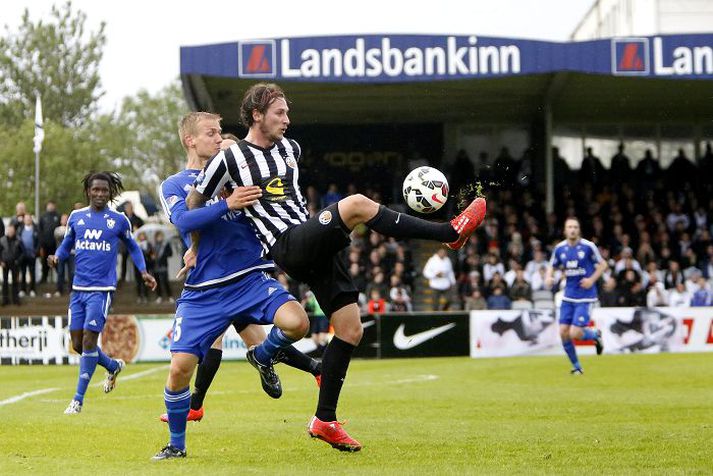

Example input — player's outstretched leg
[355,195,486,250]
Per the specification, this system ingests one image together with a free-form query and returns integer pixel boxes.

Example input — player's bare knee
[336,323,363,345]
[339,194,377,224]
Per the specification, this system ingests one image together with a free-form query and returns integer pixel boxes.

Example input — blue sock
[562,340,581,370]
[97,348,118,373]
[74,349,99,403]
[254,327,296,366]
[165,386,190,450]
[581,328,598,340]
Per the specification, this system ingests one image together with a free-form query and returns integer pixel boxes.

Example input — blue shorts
[559,300,594,327]
[68,291,113,333]
[170,272,295,361]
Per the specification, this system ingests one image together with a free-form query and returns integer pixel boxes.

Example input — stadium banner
[378,313,470,358]
[470,307,712,358]
[181,33,713,81]
[470,309,561,358]
[0,316,71,365]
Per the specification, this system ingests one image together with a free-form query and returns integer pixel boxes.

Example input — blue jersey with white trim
[549,238,603,302]
[56,207,146,291]
[159,169,273,289]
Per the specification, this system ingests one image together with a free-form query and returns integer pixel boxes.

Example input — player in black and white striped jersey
[188,82,486,452]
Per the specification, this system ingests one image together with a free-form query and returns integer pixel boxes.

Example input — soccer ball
[402,166,449,214]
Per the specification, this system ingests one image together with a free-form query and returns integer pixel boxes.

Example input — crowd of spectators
[450,142,713,310]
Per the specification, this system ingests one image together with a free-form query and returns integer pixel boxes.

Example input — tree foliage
[0,1,106,127]
[0,3,188,217]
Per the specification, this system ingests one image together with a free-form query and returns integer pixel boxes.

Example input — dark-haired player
[187,83,486,451]
[49,172,156,414]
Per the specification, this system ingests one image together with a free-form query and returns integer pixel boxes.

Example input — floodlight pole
[34,149,40,219]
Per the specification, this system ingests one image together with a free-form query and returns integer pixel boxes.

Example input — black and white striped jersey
[194,138,309,250]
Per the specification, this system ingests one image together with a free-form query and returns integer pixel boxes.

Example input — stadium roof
[180,34,713,127]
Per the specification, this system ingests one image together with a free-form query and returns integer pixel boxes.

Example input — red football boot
[307,416,362,452]
[159,407,204,423]
[445,197,487,250]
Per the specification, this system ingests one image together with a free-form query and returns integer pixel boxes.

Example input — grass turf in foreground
[0,352,711,475]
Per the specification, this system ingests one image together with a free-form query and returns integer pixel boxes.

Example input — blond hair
[177,112,222,152]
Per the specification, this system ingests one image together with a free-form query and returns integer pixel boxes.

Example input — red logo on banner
[618,43,644,71]
[682,318,694,344]
[707,319,713,344]
[246,45,271,73]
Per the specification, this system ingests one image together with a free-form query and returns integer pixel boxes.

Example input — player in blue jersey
[49,172,156,414]
[545,217,607,375]
[152,113,315,461]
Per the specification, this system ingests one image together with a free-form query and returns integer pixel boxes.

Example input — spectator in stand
[635,149,661,193]
[524,249,548,283]
[10,201,28,229]
[348,262,367,298]
[464,288,487,311]
[365,270,387,304]
[646,273,668,307]
[54,213,74,297]
[701,244,713,279]
[668,282,691,307]
[423,248,456,311]
[134,231,153,304]
[388,275,412,312]
[610,143,631,188]
[509,269,532,302]
[367,289,387,314]
[1,224,23,306]
[503,259,522,288]
[487,272,509,297]
[493,146,518,186]
[690,276,712,306]
[0,211,4,241]
[153,231,173,303]
[599,277,621,307]
[624,280,647,307]
[614,247,642,276]
[530,266,548,292]
[665,203,690,234]
[321,183,343,207]
[663,260,685,290]
[482,251,505,284]
[486,286,511,310]
[303,290,329,356]
[667,148,697,189]
[579,147,606,190]
[118,201,144,284]
[17,214,38,298]
[38,200,60,285]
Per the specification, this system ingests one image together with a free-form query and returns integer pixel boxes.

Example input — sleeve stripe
[158,181,172,217]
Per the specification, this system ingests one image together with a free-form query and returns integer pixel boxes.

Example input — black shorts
[309,314,330,335]
[269,203,358,317]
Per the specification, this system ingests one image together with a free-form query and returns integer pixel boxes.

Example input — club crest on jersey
[106,218,116,229]
[285,157,296,169]
[578,250,585,259]
[319,211,332,225]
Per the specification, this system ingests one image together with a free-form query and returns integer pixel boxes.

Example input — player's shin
[315,336,355,422]
[365,205,458,242]
[164,386,191,451]
[253,327,298,365]
[74,349,99,403]
[562,340,581,371]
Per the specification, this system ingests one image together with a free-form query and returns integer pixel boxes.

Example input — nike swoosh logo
[431,193,444,204]
[395,213,401,224]
[393,323,456,350]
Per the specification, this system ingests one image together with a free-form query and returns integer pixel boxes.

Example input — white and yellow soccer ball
[402,166,449,214]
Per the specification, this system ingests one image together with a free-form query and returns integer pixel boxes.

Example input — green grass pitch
[1,353,711,475]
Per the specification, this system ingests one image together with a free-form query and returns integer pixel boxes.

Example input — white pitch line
[0,387,60,406]
[0,364,170,407]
